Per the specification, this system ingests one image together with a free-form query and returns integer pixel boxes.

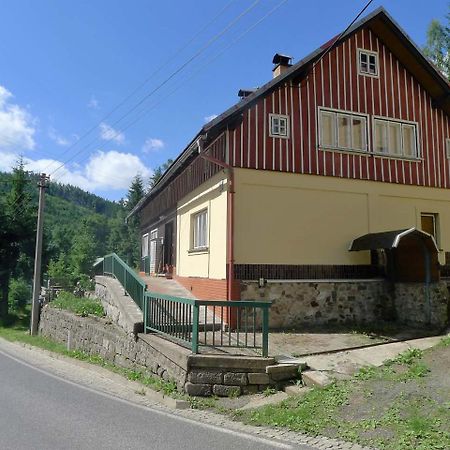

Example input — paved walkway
[302,335,444,374]
[140,274,196,299]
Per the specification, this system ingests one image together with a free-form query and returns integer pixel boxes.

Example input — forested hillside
[0,165,144,319]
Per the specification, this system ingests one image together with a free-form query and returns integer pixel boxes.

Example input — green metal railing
[144,291,271,357]
[141,256,150,275]
[102,253,146,310]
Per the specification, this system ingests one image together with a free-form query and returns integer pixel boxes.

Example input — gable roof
[349,228,439,252]
[130,6,450,218]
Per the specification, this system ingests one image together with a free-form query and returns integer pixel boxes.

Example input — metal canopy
[348,227,439,252]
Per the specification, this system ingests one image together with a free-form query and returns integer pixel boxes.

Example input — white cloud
[0,151,21,172]
[87,95,99,109]
[0,85,36,151]
[99,122,125,144]
[0,149,152,194]
[48,127,70,146]
[142,137,165,153]
[204,114,218,123]
[86,150,151,189]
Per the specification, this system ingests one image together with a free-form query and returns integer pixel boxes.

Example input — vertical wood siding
[140,133,227,227]
[231,27,450,188]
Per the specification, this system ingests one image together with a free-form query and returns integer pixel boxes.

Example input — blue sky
[0,0,447,200]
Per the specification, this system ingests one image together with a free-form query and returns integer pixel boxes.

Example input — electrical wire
[51,0,289,184]
[46,0,262,177]
[38,0,237,175]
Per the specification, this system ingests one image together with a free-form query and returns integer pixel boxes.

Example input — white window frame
[318,107,369,153]
[372,116,420,159]
[192,209,208,250]
[269,113,290,139]
[446,138,450,159]
[141,233,149,258]
[357,48,379,77]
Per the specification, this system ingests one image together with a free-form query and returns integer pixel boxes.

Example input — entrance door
[149,229,158,274]
[164,221,174,267]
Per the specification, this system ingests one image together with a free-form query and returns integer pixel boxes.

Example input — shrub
[52,291,104,317]
[8,278,31,312]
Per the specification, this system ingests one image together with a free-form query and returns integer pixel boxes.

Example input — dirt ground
[232,337,450,450]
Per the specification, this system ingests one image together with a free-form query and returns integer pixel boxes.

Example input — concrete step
[301,370,332,387]
[266,363,301,381]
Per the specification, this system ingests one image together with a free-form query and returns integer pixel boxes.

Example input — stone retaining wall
[241,280,449,330]
[39,305,285,397]
[39,306,189,390]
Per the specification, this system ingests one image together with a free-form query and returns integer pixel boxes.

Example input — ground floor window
[192,209,208,250]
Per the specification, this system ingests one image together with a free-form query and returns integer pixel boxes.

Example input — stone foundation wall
[39,305,285,397]
[241,280,393,329]
[394,282,449,329]
[241,279,449,330]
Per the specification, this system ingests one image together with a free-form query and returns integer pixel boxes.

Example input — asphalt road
[0,349,313,450]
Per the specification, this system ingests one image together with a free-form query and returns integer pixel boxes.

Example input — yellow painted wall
[234,168,450,265]
[176,172,228,279]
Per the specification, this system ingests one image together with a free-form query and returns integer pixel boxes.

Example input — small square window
[358,49,378,76]
[269,114,289,138]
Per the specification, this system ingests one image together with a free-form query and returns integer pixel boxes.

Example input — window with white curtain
[374,118,418,158]
[192,209,208,249]
[319,108,368,152]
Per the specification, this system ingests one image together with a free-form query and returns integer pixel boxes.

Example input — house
[129,7,450,330]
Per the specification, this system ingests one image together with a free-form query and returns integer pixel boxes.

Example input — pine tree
[148,159,173,189]
[0,159,35,318]
[423,13,450,80]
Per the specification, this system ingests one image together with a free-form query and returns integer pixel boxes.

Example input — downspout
[197,135,235,301]
[421,240,432,325]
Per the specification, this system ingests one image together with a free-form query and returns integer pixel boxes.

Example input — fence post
[143,293,147,334]
[192,303,199,354]
[262,305,269,357]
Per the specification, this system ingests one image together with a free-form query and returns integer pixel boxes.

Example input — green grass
[51,292,104,317]
[236,345,450,450]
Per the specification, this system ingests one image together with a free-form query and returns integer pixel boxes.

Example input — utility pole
[30,173,49,336]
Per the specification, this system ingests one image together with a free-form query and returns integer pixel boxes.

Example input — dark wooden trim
[234,264,381,280]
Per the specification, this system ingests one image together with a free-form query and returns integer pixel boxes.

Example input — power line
[77,0,292,158]
[48,0,262,179]
[39,0,241,175]
[307,0,375,78]
[4,1,241,217]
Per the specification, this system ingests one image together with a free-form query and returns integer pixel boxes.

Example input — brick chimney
[272,53,293,78]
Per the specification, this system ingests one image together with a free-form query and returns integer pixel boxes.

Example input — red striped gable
[229,27,450,188]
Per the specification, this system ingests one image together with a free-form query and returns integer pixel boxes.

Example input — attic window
[358,49,378,76]
[269,114,289,138]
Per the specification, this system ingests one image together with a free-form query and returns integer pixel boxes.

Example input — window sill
[269,133,290,140]
[319,147,369,156]
[188,247,209,255]
[319,147,422,162]
[372,152,422,162]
